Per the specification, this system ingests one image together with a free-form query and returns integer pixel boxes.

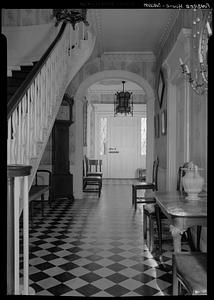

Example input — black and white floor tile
[20,181,190,296]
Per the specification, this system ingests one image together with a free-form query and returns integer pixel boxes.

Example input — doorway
[74,70,155,198]
[94,104,146,179]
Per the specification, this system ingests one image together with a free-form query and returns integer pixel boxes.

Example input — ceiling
[89,9,177,54]
[87,9,178,104]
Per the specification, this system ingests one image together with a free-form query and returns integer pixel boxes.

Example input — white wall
[3,22,60,67]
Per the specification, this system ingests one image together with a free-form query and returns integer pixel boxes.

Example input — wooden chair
[29,170,52,226]
[83,159,102,197]
[172,252,207,295]
[132,157,159,209]
[85,155,102,178]
[131,157,162,252]
[85,156,103,187]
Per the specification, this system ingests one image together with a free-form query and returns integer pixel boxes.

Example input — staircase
[7,63,37,102]
[7,21,96,191]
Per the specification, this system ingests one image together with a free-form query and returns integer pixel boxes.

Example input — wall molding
[102,51,156,62]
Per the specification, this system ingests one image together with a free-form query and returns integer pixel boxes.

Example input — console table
[154,191,207,252]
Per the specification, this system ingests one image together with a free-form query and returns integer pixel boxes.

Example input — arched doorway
[73,70,155,198]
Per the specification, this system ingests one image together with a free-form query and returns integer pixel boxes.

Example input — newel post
[7,165,32,295]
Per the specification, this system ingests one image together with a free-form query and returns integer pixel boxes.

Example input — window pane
[141,117,146,155]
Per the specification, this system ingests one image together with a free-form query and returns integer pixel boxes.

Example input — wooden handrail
[7,22,67,120]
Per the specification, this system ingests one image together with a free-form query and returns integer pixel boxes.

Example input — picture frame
[154,114,160,138]
[161,109,167,135]
[157,69,165,109]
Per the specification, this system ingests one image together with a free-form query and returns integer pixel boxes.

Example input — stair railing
[6,20,92,295]
[7,21,81,167]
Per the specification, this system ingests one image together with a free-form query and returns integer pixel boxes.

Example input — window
[141,117,146,155]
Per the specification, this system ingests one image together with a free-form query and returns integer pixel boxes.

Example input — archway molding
[73,69,155,198]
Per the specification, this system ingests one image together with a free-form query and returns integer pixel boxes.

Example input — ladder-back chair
[83,158,102,197]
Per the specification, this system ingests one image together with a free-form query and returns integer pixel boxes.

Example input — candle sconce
[179,59,208,95]
[179,9,212,96]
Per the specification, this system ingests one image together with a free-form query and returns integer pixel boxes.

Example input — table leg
[170,225,184,252]
[155,204,162,255]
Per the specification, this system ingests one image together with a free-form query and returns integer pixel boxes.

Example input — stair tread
[8,86,18,93]
[20,65,34,71]
[7,77,24,87]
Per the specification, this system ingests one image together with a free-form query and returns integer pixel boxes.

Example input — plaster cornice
[156,10,180,57]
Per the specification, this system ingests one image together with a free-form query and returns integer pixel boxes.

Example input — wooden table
[154,191,207,252]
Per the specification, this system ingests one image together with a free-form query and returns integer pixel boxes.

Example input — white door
[107,116,140,178]
[95,104,146,179]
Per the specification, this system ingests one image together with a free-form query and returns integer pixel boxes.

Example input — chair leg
[98,183,101,197]
[48,189,52,207]
[155,204,162,255]
[134,187,137,210]
[186,228,196,251]
[197,225,202,251]
[30,202,34,227]
[148,215,154,252]
[41,194,44,217]
[132,185,134,206]
[143,210,147,240]
[172,255,179,295]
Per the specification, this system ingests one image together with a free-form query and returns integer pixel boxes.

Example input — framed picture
[157,69,165,109]
[154,114,160,138]
[161,109,167,135]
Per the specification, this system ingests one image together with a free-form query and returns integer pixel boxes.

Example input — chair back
[152,157,159,190]
[35,169,52,187]
[177,162,189,192]
[85,155,102,173]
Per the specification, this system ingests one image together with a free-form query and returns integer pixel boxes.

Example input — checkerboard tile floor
[19,181,190,296]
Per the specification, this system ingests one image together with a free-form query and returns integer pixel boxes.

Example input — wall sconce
[179,58,207,95]
[179,9,212,96]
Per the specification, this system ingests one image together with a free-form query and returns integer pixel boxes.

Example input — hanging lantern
[114,81,133,116]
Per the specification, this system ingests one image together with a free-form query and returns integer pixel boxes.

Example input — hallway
[21,181,176,296]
